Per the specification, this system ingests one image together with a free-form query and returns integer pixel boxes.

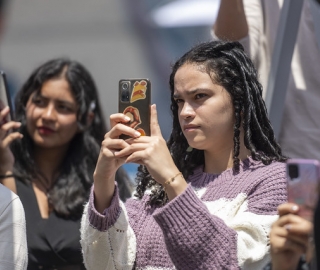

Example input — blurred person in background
[213,0,320,161]
[80,40,287,269]
[0,2,28,269]
[0,184,27,269]
[0,58,132,269]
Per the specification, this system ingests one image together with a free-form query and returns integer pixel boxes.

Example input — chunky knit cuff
[153,184,208,224]
[153,185,239,269]
[87,183,121,231]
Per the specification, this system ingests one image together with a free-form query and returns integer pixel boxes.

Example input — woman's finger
[283,219,313,237]
[114,142,148,158]
[278,203,299,216]
[1,132,23,147]
[125,150,146,164]
[0,121,22,132]
[271,226,307,252]
[150,104,162,137]
[101,137,130,153]
[0,106,10,122]
[106,123,141,140]
[276,214,310,229]
[110,113,131,128]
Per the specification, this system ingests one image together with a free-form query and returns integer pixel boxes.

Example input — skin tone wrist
[163,172,188,201]
[0,171,16,193]
[93,173,116,213]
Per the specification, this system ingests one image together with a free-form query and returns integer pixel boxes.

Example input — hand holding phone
[0,71,14,123]
[118,79,151,139]
[286,159,320,221]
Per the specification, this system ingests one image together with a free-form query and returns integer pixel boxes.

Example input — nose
[180,102,195,119]
[42,103,57,121]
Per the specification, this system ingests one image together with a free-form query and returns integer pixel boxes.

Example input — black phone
[118,78,151,139]
[286,158,320,221]
[0,70,14,122]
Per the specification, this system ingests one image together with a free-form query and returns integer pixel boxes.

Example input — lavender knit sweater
[80,158,287,270]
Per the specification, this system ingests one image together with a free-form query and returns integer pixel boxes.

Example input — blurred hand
[0,106,22,174]
[270,203,313,270]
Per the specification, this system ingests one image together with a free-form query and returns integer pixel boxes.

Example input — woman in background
[0,58,132,269]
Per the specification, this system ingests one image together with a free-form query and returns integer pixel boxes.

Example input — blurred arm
[213,0,249,40]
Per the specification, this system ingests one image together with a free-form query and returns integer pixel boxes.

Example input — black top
[16,180,85,269]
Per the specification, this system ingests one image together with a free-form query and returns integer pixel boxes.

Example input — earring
[185,146,193,160]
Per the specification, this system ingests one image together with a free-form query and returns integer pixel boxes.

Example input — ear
[86,111,94,127]
[77,112,94,133]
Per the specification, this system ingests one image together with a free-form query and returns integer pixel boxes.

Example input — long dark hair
[11,58,132,218]
[135,40,286,206]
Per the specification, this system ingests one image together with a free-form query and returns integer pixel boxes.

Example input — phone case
[0,70,14,122]
[286,158,320,220]
[118,79,151,139]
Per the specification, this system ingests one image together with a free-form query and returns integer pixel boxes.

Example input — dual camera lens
[120,81,130,102]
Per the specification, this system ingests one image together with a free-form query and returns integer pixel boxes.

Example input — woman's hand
[0,106,22,175]
[115,104,188,200]
[93,112,141,212]
[270,203,313,270]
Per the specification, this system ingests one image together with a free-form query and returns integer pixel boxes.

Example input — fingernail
[292,205,299,211]
[124,116,131,122]
[285,224,291,231]
[134,131,141,137]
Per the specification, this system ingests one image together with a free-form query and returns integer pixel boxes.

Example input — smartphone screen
[118,79,151,138]
[0,70,14,122]
[287,159,320,221]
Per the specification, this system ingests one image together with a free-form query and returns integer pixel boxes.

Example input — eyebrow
[35,94,76,106]
[173,88,210,98]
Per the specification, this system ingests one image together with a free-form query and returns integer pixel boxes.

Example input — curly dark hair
[135,40,286,206]
[11,58,132,219]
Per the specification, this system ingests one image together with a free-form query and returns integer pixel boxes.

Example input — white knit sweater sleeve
[0,184,28,270]
[80,200,136,270]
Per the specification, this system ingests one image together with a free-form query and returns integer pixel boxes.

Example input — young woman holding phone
[81,40,288,269]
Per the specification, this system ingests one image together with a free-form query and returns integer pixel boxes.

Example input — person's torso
[16,180,85,269]
[244,0,320,160]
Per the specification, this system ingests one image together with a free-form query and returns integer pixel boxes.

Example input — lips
[37,126,55,135]
[183,124,200,131]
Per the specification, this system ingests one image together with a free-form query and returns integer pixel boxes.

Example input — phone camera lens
[122,82,129,90]
[288,164,299,179]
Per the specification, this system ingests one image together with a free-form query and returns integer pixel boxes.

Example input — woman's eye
[33,98,45,106]
[195,93,206,99]
[58,104,72,112]
[175,99,183,104]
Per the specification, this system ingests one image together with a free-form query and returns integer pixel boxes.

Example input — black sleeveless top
[16,180,85,269]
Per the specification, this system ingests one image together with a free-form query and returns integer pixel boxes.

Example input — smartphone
[286,159,320,221]
[0,70,14,122]
[118,78,151,139]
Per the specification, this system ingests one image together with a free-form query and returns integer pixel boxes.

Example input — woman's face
[26,78,79,149]
[173,63,235,152]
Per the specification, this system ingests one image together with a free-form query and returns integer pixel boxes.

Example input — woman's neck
[203,139,250,175]
[33,146,68,183]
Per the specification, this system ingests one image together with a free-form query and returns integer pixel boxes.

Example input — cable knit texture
[81,157,287,270]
